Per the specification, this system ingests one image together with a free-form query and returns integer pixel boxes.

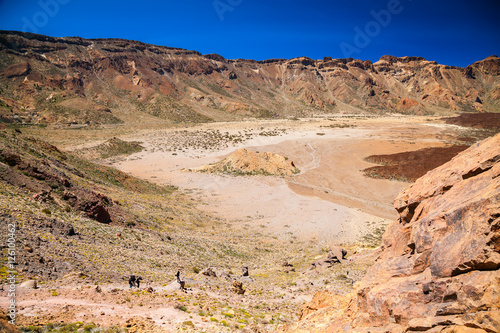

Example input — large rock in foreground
[288,133,500,332]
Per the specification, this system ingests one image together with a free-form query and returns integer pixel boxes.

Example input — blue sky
[0,0,499,67]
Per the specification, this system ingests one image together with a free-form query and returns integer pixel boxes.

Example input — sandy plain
[111,115,462,244]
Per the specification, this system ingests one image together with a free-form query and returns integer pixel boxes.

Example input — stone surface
[19,279,37,289]
[0,309,20,333]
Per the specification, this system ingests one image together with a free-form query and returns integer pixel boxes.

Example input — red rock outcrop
[287,133,500,332]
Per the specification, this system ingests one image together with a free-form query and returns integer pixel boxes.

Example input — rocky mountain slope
[0,128,263,282]
[0,31,499,126]
[287,133,500,332]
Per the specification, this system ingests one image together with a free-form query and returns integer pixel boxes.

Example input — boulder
[327,245,347,264]
[310,246,347,269]
[232,280,245,295]
[282,261,295,273]
[201,267,217,277]
[19,279,37,289]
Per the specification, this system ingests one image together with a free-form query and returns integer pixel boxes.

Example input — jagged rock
[282,261,295,273]
[242,266,249,276]
[327,245,347,264]
[201,267,217,277]
[232,280,246,295]
[286,133,500,332]
[310,246,347,269]
[64,189,112,223]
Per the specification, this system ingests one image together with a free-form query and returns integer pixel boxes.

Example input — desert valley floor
[110,116,462,242]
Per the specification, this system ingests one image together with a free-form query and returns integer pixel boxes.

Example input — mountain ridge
[0,30,499,126]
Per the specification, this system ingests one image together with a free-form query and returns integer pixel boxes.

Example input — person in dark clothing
[176,271,186,291]
[136,276,143,288]
[129,275,136,288]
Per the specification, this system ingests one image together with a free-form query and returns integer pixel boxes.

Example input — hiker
[129,275,136,288]
[136,276,143,288]
[176,270,186,291]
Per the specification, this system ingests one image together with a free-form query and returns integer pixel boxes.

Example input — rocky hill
[286,133,500,332]
[0,31,499,126]
[195,148,300,176]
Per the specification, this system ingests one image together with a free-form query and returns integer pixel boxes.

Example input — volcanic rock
[328,245,347,264]
[232,280,246,295]
[0,309,20,333]
[201,267,217,277]
[2,61,30,78]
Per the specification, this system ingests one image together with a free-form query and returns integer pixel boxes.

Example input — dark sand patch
[363,145,470,182]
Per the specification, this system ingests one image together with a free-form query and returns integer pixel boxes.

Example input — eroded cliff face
[287,133,500,332]
[0,31,499,125]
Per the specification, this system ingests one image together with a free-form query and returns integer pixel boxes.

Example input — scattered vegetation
[74,137,144,160]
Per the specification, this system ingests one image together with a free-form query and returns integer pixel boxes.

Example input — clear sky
[0,0,499,67]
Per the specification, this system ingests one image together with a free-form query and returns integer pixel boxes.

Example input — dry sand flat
[111,116,462,244]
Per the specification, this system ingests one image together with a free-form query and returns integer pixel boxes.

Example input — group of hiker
[128,270,185,291]
[128,275,143,288]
